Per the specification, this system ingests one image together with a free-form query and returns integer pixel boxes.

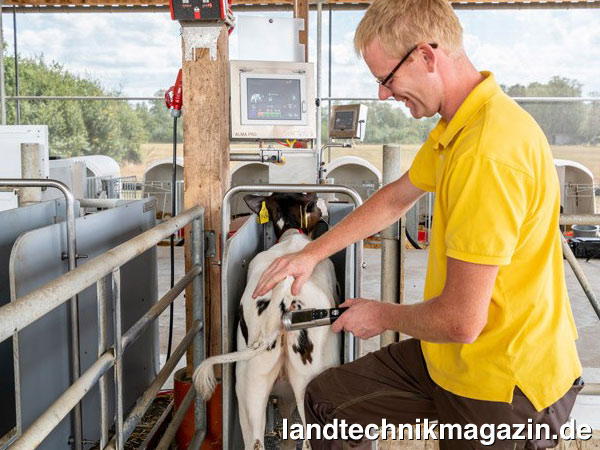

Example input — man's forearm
[306,172,423,262]
[378,297,483,344]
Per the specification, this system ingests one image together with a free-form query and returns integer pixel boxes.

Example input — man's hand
[331,298,387,339]
[252,250,319,298]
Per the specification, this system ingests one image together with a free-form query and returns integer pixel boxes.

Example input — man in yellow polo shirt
[252,0,583,448]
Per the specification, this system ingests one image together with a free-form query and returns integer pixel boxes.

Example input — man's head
[355,0,467,119]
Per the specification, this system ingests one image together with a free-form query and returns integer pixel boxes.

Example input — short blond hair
[354,0,464,58]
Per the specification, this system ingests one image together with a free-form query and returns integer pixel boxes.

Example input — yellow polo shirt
[409,72,582,411]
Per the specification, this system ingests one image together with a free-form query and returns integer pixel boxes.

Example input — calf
[193,193,340,450]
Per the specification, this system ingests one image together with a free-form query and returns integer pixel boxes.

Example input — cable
[166,116,177,361]
[405,226,422,250]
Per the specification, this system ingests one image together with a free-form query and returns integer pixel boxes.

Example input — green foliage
[3,53,147,162]
[322,101,437,145]
[135,92,183,143]
[5,49,597,159]
[502,77,594,145]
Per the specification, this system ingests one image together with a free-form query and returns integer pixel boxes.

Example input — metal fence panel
[9,200,157,449]
[0,199,79,447]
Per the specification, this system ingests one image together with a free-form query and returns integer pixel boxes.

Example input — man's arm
[253,171,425,297]
[304,171,425,262]
[331,257,499,343]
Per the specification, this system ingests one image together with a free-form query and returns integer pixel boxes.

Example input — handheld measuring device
[283,307,349,331]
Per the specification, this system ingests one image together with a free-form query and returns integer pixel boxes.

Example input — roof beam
[3,0,600,11]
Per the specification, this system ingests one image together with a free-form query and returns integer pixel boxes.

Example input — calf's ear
[244,194,267,214]
[304,192,317,203]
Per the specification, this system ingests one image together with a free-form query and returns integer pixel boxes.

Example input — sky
[2,7,600,98]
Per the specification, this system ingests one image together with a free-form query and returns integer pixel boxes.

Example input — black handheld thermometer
[283,307,349,331]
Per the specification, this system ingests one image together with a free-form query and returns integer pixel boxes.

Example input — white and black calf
[193,193,340,450]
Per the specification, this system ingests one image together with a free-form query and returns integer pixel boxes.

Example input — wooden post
[181,24,230,372]
[293,0,309,62]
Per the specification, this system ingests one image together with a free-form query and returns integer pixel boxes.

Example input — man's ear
[421,43,437,73]
[244,194,267,215]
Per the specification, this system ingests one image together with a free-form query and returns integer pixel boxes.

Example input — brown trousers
[304,339,582,450]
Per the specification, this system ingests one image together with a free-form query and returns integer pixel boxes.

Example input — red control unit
[169,0,228,22]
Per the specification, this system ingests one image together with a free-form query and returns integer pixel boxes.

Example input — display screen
[333,111,356,131]
[246,78,302,121]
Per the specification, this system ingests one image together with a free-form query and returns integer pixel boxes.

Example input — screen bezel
[240,72,308,126]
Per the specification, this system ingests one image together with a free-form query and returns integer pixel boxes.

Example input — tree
[503,77,585,145]
[580,92,600,145]
[3,52,146,162]
[135,92,183,143]
[321,101,437,145]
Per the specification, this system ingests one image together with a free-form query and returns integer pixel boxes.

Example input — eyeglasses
[376,43,438,89]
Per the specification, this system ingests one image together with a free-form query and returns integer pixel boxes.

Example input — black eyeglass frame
[377,43,438,88]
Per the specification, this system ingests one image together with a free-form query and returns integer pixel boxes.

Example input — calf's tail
[192,330,281,400]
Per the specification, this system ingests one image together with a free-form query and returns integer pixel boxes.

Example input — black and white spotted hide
[192,193,340,450]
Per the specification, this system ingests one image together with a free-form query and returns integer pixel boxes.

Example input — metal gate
[0,178,207,450]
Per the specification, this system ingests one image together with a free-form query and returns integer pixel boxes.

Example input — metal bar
[0,205,204,344]
[191,217,206,441]
[138,400,174,450]
[121,265,202,351]
[316,0,322,153]
[221,184,363,449]
[97,278,109,449]
[327,2,332,150]
[561,235,600,321]
[112,268,124,450]
[221,184,363,302]
[0,4,6,125]
[9,352,114,450]
[230,153,264,162]
[560,214,600,226]
[320,96,600,103]
[104,320,203,450]
[155,386,195,450]
[0,178,81,450]
[5,95,162,101]
[12,6,20,124]
[5,95,600,103]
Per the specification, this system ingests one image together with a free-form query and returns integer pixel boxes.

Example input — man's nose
[378,84,392,101]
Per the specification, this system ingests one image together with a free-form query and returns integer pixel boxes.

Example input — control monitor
[329,104,368,141]
[231,60,316,140]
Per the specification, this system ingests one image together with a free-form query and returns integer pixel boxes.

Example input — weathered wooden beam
[181,24,230,373]
[293,0,309,62]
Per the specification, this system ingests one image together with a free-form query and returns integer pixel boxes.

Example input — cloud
[4,7,600,101]
[6,12,182,97]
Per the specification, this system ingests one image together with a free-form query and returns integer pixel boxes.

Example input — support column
[181,24,230,372]
[380,144,403,347]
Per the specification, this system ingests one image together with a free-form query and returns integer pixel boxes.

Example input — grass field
[122,142,600,182]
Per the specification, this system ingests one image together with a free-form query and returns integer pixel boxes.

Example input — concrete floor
[155,244,600,443]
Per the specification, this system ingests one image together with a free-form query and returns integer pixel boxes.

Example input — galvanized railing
[0,203,207,450]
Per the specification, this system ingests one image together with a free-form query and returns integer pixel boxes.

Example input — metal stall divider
[221,184,364,449]
[0,201,208,450]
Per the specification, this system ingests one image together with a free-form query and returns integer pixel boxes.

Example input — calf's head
[244,192,324,239]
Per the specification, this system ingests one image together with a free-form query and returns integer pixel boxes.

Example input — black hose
[405,226,422,250]
[166,116,177,360]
